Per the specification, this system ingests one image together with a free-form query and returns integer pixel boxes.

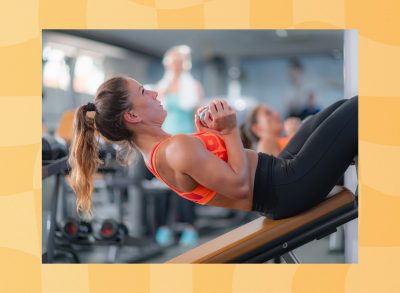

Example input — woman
[156,45,204,134]
[240,104,300,156]
[69,76,357,220]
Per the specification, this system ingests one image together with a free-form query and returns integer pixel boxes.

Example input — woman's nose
[149,90,158,99]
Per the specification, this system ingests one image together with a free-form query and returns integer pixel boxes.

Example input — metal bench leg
[281,251,300,264]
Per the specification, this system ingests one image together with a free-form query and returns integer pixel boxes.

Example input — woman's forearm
[221,128,249,188]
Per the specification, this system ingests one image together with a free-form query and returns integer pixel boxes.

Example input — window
[73,55,105,95]
[43,45,71,90]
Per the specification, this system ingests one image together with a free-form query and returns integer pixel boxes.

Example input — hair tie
[85,102,96,112]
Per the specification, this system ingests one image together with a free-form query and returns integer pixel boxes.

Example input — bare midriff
[206,149,258,211]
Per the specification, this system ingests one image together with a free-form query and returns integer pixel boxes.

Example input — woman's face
[127,79,166,126]
[164,51,184,75]
[252,105,282,137]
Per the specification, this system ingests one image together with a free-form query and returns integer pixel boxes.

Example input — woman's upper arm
[165,135,249,200]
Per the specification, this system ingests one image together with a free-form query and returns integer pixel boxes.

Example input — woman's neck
[259,132,279,140]
[132,128,172,162]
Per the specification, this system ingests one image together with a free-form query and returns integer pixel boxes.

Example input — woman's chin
[161,110,167,121]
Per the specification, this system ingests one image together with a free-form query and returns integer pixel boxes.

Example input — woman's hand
[195,100,237,135]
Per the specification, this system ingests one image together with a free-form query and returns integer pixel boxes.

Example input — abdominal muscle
[207,149,258,211]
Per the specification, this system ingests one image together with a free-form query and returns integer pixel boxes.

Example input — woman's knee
[341,96,358,119]
[348,96,358,110]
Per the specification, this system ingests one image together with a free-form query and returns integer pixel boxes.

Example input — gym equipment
[42,134,68,161]
[167,189,357,263]
[199,106,210,127]
[99,219,128,242]
[141,178,171,239]
[42,134,68,179]
[44,115,165,263]
[97,170,164,263]
[42,135,71,263]
[62,218,93,240]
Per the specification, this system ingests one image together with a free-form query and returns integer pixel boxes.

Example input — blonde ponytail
[68,105,102,217]
[68,76,137,218]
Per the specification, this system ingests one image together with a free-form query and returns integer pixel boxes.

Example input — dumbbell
[62,218,93,240]
[99,219,129,242]
[199,106,210,127]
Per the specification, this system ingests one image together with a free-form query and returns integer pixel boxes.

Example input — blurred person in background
[240,104,300,156]
[284,58,314,119]
[154,45,205,247]
[283,117,301,138]
[157,45,204,133]
[299,92,321,120]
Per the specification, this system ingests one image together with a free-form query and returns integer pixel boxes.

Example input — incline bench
[167,189,357,263]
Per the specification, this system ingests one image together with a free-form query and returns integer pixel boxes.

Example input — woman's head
[240,104,282,149]
[162,45,192,74]
[253,105,282,136]
[68,76,164,217]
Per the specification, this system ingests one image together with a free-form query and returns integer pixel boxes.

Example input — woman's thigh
[269,97,358,218]
[279,98,348,160]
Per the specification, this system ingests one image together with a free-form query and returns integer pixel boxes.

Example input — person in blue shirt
[155,45,204,247]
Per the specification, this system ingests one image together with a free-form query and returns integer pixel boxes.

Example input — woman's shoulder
[165,134,202,151]
[161,132,224,156]
[161,134,204,171]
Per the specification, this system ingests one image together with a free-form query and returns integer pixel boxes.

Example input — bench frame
[167,189,358,264]
[237,200,357,263]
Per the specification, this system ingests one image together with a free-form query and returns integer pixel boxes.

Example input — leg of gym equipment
[273,257,281,263]
[61,177,70,221]
[329,226,344,252]
[344,163,358,263]
[281,251,300,264]
[107,246,118,263]
[46,173,61,263]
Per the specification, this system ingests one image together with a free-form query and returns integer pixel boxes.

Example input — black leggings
[252,96,358,219]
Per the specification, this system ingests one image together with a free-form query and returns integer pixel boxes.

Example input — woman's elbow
[233,182,250,200]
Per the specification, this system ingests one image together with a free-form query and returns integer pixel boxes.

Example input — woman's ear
[123,110,142,124]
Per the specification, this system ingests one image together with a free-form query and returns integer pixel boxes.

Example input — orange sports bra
[277,136,290,151]
[145,132,228,205]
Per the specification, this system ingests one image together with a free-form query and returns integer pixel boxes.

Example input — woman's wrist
[220,127,239,136]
